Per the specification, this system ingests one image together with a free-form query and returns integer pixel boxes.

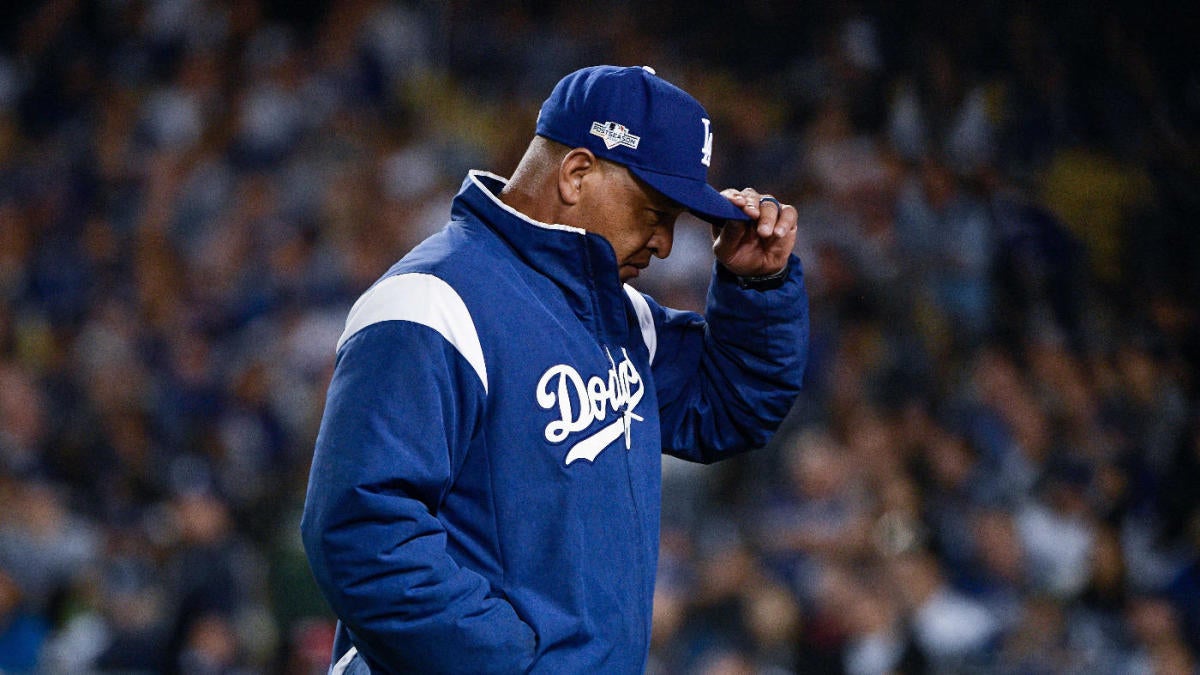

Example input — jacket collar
[452,170,629,343]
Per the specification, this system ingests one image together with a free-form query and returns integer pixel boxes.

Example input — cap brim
[627,166,751,224]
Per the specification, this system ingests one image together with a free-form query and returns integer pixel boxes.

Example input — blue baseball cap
[535,65,750,223]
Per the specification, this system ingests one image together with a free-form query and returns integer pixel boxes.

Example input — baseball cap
[535,65,749,223]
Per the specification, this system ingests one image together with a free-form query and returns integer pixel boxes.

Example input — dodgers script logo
[537,348,645,465]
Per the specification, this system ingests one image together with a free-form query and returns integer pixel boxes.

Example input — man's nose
[649,225,674,259]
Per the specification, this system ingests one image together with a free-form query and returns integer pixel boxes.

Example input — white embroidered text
[536,348,645,465]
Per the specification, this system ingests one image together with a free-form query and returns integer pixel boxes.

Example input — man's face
[575,161,685,282]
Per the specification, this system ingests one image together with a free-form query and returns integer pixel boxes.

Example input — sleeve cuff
[717,263,791,291]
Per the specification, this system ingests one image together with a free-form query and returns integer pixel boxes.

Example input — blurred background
[0,0,1198,673]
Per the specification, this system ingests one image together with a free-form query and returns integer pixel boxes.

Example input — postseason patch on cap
[589,121,641,150]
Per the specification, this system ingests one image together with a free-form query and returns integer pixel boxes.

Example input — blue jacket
[301,171,809,674]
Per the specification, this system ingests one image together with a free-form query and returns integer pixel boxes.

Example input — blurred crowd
[1,0,1198,673]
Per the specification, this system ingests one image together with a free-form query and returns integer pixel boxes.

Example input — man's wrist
[718,263,790,291]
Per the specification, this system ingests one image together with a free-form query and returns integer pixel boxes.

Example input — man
[301,65,809,673]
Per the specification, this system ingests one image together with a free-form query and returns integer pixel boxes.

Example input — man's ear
[558,148,598,206]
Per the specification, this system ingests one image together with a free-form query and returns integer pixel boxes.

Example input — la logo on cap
[590,121,641,150]
[700,118,713,167]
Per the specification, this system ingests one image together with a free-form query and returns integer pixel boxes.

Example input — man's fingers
[719,187,796,241]
[753,195,778,237]
[721,187,762,218]
[770,199,797,239]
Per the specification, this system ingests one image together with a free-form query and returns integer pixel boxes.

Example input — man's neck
[499,176,563,227]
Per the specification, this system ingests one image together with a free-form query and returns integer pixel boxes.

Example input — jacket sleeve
[300,321,536,674]
[644,254,809,463]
